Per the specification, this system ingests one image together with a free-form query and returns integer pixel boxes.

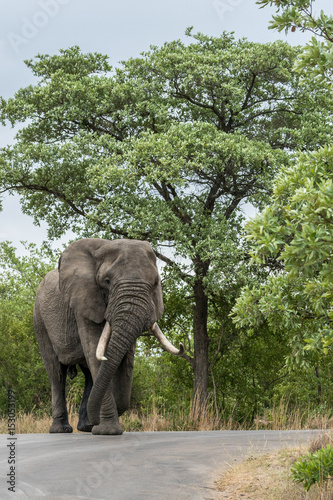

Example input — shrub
[290,444,333,492]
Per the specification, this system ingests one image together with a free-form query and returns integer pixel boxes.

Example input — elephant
[34,238,184,435]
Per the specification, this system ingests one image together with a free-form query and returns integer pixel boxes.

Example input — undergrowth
[0,396,332,434]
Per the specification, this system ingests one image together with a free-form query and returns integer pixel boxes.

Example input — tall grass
[253,397,333,431]
[0,401,79,434]
[1,395,332,433]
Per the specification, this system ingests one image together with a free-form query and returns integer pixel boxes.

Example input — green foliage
[257,0,333,82]
[0,242,57,414]
[131,353,193,410]
[232,146,333,361]
[291,444,333,491]
[233,2,333,367]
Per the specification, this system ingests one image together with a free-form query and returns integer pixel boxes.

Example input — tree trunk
[192,277,209,416]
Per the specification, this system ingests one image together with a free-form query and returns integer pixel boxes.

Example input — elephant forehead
[94,239,153,259]
[98,241,155,266]
[123,241,156,265]
[100,254,156,279]
[109,239,154,256]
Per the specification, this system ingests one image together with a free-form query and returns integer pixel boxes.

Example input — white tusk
[96,321,112,361]
[151,322,184,356]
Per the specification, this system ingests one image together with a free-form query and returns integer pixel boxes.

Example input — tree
[1,31,332,409]
[232,146,333,359]
[232,2,333,363]
[257,0,333,82]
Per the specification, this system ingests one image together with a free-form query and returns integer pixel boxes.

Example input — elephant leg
[77,364,93,432]
[34,317,72,433]
[49,362,73,433]
[112,342,135,416]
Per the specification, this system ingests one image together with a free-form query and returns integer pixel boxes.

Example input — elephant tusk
[96,321,112,361]
[151,322,184,356]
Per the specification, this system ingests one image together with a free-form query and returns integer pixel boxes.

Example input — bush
[290,444,333,492]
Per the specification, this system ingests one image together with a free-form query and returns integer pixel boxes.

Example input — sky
[0,0,331,254]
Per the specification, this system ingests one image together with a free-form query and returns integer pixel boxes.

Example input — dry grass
[308,430,333,454]
[0,405,79,434]
[253,398,333,431]
[1,397,333,434]
[0,408,246,434]
[120,399,249,433]
[215,432,333,499]
[119,408,239,432]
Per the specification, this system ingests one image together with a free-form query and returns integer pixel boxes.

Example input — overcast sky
[0,0,331,254]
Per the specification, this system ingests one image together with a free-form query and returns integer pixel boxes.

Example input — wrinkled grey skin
[34,238,164,435]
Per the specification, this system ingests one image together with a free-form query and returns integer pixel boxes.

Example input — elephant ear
[142,241,164,321]
[153,275,164,321]
[58,239,108,323]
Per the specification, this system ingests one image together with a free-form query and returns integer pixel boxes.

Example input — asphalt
[0,429,320,499]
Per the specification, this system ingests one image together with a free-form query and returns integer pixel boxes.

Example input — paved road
[0,430,320,499]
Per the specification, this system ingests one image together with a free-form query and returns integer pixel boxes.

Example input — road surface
[0,430,320,499]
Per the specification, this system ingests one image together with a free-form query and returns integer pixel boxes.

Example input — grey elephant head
[57,238,182,432]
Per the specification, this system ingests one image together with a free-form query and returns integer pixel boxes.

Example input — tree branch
[241,72,257,111]
[203,172,223,215]
[1,181,130,238]
[154,249,193,284]
[239,107,302,126]
[171,88,224,126]
[153,181,192,226]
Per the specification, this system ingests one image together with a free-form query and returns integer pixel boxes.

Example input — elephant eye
[104,278,111,286]
[154,278,159,288]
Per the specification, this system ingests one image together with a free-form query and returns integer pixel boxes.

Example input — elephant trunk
[87,282,151,426]
[88,327,138,425]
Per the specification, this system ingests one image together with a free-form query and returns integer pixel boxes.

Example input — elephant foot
[77,421,93,432]
[92,421,123,435]
[49,420,73,433]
